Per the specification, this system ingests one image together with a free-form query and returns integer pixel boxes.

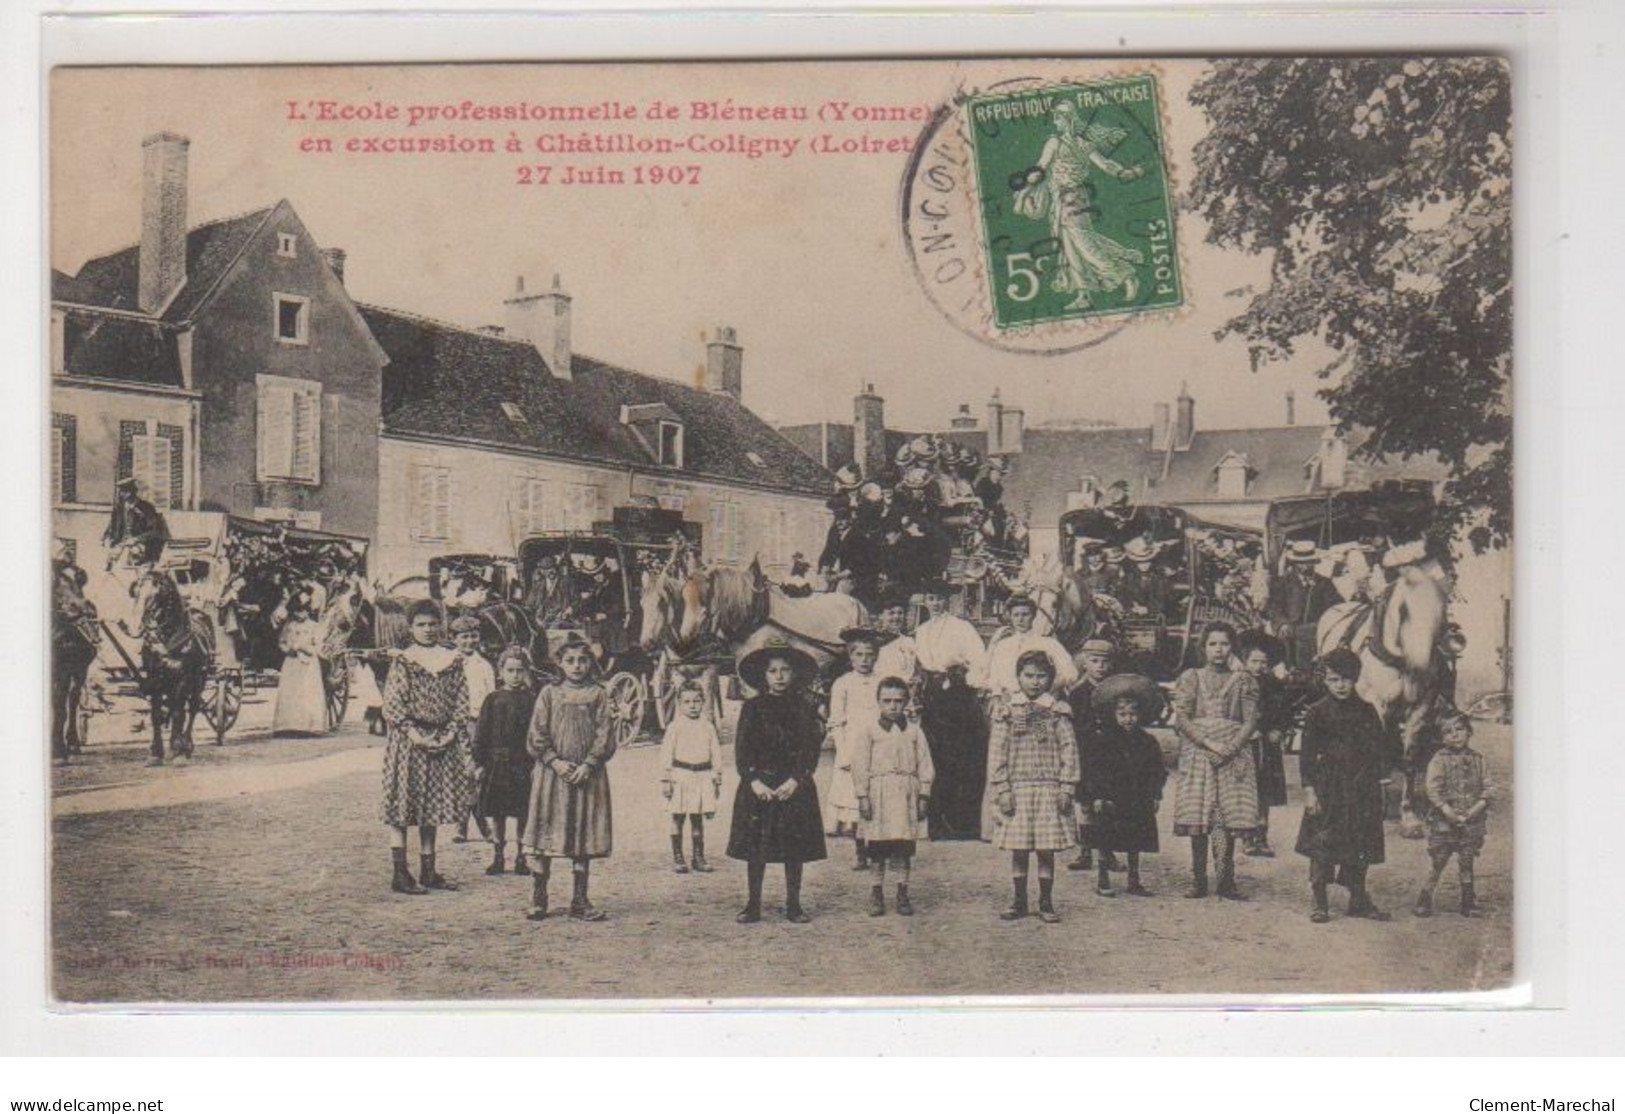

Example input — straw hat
[737,636,818,692]
[1103,545,1126,566]
[908,436,938,461]
[833,463,862,490]
[1090,673,1166,722]
[1285,539,1321,565]
[899,465,934,490]
[1123,536,1170,563]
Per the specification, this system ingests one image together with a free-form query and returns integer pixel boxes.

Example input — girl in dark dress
[472,646,538,877]
[1237,630,1291,857]
[1080,674,1168,898]
[1296,648,1401,924]
[727,638,828,923]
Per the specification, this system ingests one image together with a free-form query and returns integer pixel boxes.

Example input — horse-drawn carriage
[81,514,367,752]
[1056,504,1264,683]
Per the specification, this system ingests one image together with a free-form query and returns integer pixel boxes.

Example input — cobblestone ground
[50,715,1514,1002]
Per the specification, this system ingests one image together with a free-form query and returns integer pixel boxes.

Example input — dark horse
[127,570,214,765]
[51,563,100,763]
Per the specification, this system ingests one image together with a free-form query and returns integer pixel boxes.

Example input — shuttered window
[51,413,77,504]
[257,375,322,484]
[708,500,741,565]
[113,417,179,507]
[157,422,185,508]
[514,476,549,538]
[130,432,173,509]
[412,465,452,541]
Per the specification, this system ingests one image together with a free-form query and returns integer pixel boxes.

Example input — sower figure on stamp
[1296,647,1400,924]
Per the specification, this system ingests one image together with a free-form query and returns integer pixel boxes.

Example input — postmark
[901,71,1184,353]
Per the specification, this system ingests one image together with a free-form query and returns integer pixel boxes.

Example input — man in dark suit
[1269,541,1341,671]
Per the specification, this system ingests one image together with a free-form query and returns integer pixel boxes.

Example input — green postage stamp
[965,74,1182,331]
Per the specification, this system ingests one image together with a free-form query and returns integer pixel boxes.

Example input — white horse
[1315,559,1452,836]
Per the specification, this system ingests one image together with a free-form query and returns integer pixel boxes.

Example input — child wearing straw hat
[727,637,828,923]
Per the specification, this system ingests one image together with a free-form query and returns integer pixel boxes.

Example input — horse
[639,555,866,694]
[1014,556,1121,653]
[126,569,215,764]
[1315,559,1452,837]
[51,565,101,761]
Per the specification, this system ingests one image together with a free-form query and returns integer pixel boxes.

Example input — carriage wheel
[652,651,680,730]
[326,661,351,729]
[200,669,243,745]
[605,671,647,749]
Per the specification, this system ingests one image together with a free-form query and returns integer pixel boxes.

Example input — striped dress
[1171,666,1261,836]
[987,693,1080,851]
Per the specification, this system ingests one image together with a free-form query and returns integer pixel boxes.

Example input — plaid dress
[1171,666,1260,836]
[380,649,474,827]
[987,694,1080,851]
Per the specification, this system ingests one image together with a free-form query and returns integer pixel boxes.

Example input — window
[412,465,452,541]
[555,481,604,532]
[277,233,297,258]
[514,476,549,537]
[1215,452,1250,500]
[273,293,311,344]
[657,421,683,467]
[708,500,741,565]
[51,413,77,504]
[115,417,181,508]
[256,375,322,484]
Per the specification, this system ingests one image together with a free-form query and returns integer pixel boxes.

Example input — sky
[50,61,1334,436]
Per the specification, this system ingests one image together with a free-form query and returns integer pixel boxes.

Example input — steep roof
[64,205,278,322]
[55,306,185,389]
[362,304,832,498]
[1149,425,1329,504]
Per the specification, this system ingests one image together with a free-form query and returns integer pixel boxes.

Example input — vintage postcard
[47,58,1513,1003]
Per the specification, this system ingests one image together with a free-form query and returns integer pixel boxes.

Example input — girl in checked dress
[988,650,1080,924]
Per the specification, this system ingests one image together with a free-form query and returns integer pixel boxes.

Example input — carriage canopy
[1264,480,1438,571]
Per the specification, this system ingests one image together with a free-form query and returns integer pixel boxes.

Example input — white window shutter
[259,386,294,479]
[147,434,173,509]
[292,387,321,482]
[434,469,452,541]
[131,434,154,502]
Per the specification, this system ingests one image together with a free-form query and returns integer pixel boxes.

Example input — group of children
[394,600,1493,929]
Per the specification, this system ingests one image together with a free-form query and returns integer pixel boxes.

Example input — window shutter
[291,388,321,482]
[434,469,452,540]
[51,414,77,503]
[51,427,63,506]
[117,420,143,485]
[158,422,184,508]
[259,384,295,480]
[146,434,173,509]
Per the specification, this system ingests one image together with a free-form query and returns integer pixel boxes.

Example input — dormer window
[501,401,528,424]
[1213,450,1254,500]
[658,420,683,467]
[746,451,765,468]
[277,233,297,258]
[620,402,684,469]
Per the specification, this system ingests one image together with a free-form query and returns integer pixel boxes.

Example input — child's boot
[1348,887,1390,921]
[570,867,606,921]
[421,852,458,890]
[1414,887,1435,918]
[1310,882,1330,924]
[690,830,714,872]
[391,847,427,895]
[1096,863,1116,897]
[869,884,886,917]
[1037,878,1060,923]
[1067,845,1094,872]
[1000,877,1029,920]
[526,871,549,921]
[1186,848,1209,899]
[514,849,531,876]
[486,842,506,875]
[670,834,690,874]
[1460,883,1483,918]
[854,838,870,871]
[1215,838,1246,901]
[895,884,914,916]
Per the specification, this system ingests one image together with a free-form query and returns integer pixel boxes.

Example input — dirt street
[51,720,1513,1002]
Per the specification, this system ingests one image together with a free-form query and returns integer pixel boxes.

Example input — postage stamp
[964,74,1182,330]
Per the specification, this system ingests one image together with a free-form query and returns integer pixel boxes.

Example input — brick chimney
[504,274,573,380]
[139,132,190,314]
[949,403,978,431]
[705,326,742,399]
[1285,390,1296,426]
[1000,406,1025,455]
[1174,381,1195,451]
[321,247,347,286]
[1150,401,1171,451]
[853,384,887,481]
[986,389,1006,454]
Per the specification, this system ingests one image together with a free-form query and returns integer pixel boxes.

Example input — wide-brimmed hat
[894,444,915,466]
[1123,536,1169,563]
[987,455,1009,473]
[1381,539,1428,569]
[908,435,938,460]
[839,626,884,648]
[737,636,818,692]
[1285,539,1321,565]
[1103,545,1126,565]
[1079,638,1115,658]
[1091,672,1165,722]
[833,463,862,490]
[115,476,139,492]
[899,465,934,490]
[858,480,884,503]
[448,614,482,634]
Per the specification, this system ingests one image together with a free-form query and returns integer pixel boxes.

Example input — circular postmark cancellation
[901,71,1185,354]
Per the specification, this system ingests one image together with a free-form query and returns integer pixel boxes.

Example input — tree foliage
[1186,58,1511,552]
